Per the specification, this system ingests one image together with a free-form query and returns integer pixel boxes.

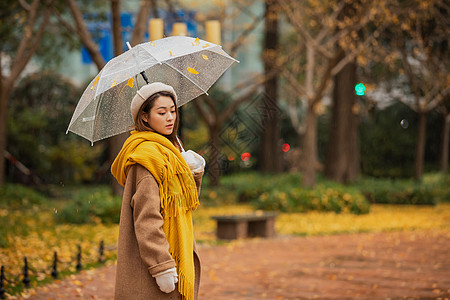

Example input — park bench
[211,211,279,240]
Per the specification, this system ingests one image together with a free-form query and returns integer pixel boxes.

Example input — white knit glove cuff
[152,267,178,293]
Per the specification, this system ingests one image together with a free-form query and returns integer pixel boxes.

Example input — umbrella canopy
[67,36,238,144]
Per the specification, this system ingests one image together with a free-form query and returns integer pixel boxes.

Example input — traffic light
[241,152,251,162]
[355,83,366,96]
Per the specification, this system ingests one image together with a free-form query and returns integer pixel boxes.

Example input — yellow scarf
[111,130,199,300]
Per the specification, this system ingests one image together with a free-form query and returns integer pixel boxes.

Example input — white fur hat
[130,82,177,122]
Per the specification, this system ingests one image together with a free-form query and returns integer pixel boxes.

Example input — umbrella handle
[140,71,149,84]
[127,41,150,85]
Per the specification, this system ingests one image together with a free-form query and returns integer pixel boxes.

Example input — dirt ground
[16,229,450,300]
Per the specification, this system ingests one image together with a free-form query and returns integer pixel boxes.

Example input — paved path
[17,229,450,299]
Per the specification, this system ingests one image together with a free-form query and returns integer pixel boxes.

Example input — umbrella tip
[126,42,132,50]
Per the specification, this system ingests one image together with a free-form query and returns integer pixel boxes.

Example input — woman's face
[142,95,176,135]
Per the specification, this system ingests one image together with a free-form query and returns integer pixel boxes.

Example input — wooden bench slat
[211,212,279,240]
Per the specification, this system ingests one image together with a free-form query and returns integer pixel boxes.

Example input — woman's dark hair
[134,91,180,149]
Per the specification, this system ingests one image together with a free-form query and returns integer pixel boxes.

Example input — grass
[192,203,450,243]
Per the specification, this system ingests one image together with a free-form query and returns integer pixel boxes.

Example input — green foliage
[8,72,105,184]
[359,103,442,178]
[422,173,450,203]
[55,186,121,224]
[0,184,47,247]
[200,172,370,215]
[254,185,370,215]
[355,173,450,205]
[0,183,46,209]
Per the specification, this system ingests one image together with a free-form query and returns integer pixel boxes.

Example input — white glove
[181,150,206,174]
[152,267,178,293]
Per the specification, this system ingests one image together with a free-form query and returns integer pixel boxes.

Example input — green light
[355,83,366,96]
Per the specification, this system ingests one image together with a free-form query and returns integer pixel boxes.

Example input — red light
[227,155,236,161]
[282,143,290,152]
[241,152,251,161]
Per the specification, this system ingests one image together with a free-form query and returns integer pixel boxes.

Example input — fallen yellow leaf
[73,280,83,286]
[202,54,209,60]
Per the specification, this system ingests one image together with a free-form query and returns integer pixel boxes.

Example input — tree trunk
[131,0,152,46]
[414,112,427,180]
[109,0,127,196]
[325,59,360,183]
[208,127,221,186]
[111,0,123,55]
[302,104,318,187]
[109,134,128,195]
[348,106,360,180]
[440,112,450,173]
[0,82,12,186]
[260,0,281,173]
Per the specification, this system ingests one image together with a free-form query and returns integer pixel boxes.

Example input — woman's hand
[153,267,178,293]
[181,150,205,174]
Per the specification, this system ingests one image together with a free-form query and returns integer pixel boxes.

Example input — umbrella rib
[164,63,209,96]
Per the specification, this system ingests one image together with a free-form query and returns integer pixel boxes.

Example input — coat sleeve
[130,171,176,276]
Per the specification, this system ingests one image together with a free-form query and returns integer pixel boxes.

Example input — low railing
[0,240,114,299]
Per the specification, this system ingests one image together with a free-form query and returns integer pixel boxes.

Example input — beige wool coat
[114,164,202,300]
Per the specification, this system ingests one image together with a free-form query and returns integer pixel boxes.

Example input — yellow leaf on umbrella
[150,41,155,46]
[91,77,99,90]
[169,51,174,56]
[126,78,135,88]
[187,67,199,74]
[202,54,209,60]
[192,37,200,46]
[202,43,210,48]
[111,81,117,87]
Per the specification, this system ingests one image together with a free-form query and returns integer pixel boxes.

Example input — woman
[111,82,203,300]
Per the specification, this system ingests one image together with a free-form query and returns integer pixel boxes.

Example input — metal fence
[0,241,112,299]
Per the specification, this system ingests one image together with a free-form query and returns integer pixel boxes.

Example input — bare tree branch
[287,91,306,135]
[13,0,39,73]
[218,80,264,126]
[67,0,106,70]
[229,13,264,57]
[281,68,307,96]
[316,1,346,44]
[9,0,52,84]
[331,25,386,76]
[18,0,32,10]
[311,53,339,105]
[131,0,151,45]
[279,0,332,59]
[52,6,78,34]
[426,86,450,112]
[193,97,215,127]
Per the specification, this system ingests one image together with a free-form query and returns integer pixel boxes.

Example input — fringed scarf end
[178,269,195,300]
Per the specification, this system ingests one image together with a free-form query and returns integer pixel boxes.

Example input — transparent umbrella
[67,36,238,144]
